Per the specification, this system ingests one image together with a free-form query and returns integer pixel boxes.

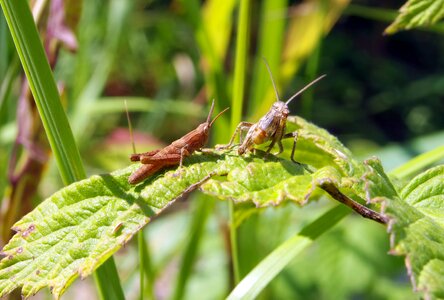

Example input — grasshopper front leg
[217,121,254,149]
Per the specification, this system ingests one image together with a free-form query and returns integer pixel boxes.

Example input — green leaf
[382,165,444,299]
[0,157,216,298]
[385,0,444,34]
[0,151,313,298]
[0,115,379,298]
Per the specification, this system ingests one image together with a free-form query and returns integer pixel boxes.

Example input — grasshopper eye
[272,102,281,110]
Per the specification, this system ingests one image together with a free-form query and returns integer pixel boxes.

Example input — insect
[222,60,325,162]
[128,100,229,184]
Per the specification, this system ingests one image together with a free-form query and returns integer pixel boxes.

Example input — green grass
[0,0,124,298]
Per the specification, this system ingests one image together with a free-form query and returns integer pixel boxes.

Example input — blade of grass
[87,97,205,118]
[0,0,84,183]
[138,229,155,300]
[139,230,155,299]
[389,145,444,179]
[229,0,251,285]
[227,205,350,300]
[94,258,125,300]
[0,55,19,118]
[0,1,124,299]
[0,11,9,78]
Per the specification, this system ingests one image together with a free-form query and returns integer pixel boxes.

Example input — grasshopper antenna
[262,57,281,102]
[285,74,326,105]
[210,106,230,127]
[206,99,216,124]
[207,99,229,127]
[124,99,136,153]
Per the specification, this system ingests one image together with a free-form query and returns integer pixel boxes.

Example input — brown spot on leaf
[36,270,40,275]
[22,224,36,238]
[16,247,23,254]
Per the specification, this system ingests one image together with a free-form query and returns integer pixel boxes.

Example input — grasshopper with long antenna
[128,100,229,184]
[222,60,325,162]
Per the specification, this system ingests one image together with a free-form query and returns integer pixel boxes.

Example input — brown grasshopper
[128,100,229,184]
[222,60,325,162]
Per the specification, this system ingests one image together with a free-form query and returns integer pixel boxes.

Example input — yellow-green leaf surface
[386,165,444,299]
[0,156,223,298]
[385,0,444,34]
[0,116,378,298]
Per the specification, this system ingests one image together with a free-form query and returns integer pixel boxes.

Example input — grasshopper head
[201,100,229,134]
[271,101,290,119]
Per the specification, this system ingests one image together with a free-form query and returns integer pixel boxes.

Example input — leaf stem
[320,182,388,224]
[228,200,240,284]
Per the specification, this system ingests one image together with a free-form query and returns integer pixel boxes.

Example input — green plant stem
[138,231,145,300]
[173,197,213,300]
[94,259,125,300]
[229,0,251,285]
[138,230,154,300]
[228,200,240,284]
[231,0,250,131]
[0,1,124,298]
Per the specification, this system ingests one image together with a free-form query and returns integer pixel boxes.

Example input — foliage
[384,165,444,299]
[0,115,356,298]
[386,0,444,34]
[1,115,444,298]
[1,0,444,299]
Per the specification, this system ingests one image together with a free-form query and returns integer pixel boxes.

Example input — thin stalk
[230,0,251,285]
[173,197,213,300]
[139,229,154,300]
[138,231,145,300]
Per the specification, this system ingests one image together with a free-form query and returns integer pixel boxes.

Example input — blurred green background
[1,0,443,299]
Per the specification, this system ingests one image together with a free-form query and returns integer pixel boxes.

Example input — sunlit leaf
[364,160,444,299]
[0,157,219,298]
[0,114,370,298]
[385,165,444,299]
[385,0,444,34]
